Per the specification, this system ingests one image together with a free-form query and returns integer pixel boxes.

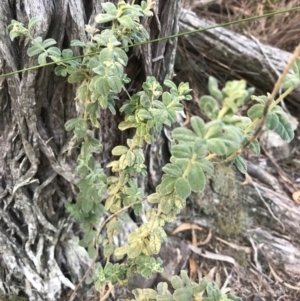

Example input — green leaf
[247,104,264,119]
[292,58,300,76]
[192,277,208,294]
[265,112,279,130]
[207,139,227,156]
[162,163,182,178]
[199,95,220,120]
[114,246,129,258]
[75,120,88,138]
[198,159,214,176]
[138,109,153,121]
[88,245,97,258]
[159,196,174,214]
[226,294,243,301]
[112,145,128,156]
[175,178,191,200]
[281,74,300,89]
[103,243,115,257]
[128,242,143,259]
[86,102,98,116]
[206,282,222,301]
[95,13,117,23]
[249,139,260,155]
[234,155,247,174]
[172,144,192,159]
[251,95,268,105]
[125,150,136,167]
[140,93,152,108]
[190,116,205,138]
[107,76,123,93]
[68,72,86,83]
[187,162,205,192]
[28,17,40,30]
[148,193,160,204]
[114,48,128,65]
[47,47,61,57]
[27,45,43,57]
[162,92,172,106]
[118,121,137,131]
[62,48,73,59]
[132,289,158,301]
[66,65,76,75]
[83,136,102,154]
[38,52,48,65]
[164,79,177,90]
[71,39,87,47]
[193,138,207,157]
[85,277,94,285]
[171,275,183,290]
[208,76,223,100]
[273,111,294,142]
[82,199,93,213]
[159,175,177,195]
[150,232,163,254]
[54,66,67,77]
[101,2,117,15]
[94,76,111,96]
[172,128,197,143]
[42,38,57,49]
[173,287,193,301]
[118,15,135,29]
[153,109,169,124]
[100,48,113,62]
[65,118,82,131]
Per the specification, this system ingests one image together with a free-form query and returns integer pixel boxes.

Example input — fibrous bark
[0,1,180,300]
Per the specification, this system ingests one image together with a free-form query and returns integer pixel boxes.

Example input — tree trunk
[0,1,180,300]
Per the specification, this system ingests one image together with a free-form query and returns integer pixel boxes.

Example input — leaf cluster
[132,270,242,301]
[8,3,298,301]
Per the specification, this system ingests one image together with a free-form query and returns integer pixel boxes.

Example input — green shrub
[8,1,298,300]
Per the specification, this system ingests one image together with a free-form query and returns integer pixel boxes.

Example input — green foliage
[282,57,300,89]
[247,95,294,142]
[132,271,241,301]
[8,3,298,300]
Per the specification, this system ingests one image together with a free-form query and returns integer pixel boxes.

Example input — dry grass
[192,0,300,52]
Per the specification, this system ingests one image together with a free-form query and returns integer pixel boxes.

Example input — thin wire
[1,6,300,79]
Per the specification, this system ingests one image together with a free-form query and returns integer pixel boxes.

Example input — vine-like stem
[3,7,300,79]
[68,200,143,301]
[182,154,197,178]
[222,44,300,164]
[243,86,293,135]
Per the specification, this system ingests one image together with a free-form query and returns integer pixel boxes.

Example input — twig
[247,173,285,232]
[99,284,114,301]
[247,236,262,272]
[268,263,300,291]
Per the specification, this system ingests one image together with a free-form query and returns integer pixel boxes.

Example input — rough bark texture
[0,1,180,300]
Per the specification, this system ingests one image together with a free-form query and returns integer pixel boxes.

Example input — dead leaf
[188,244,238,267]
[292,190,300,204]
[241,173,251,185]
[189,257,198,282]
[197,229,212,246]
[172,223,204,235]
